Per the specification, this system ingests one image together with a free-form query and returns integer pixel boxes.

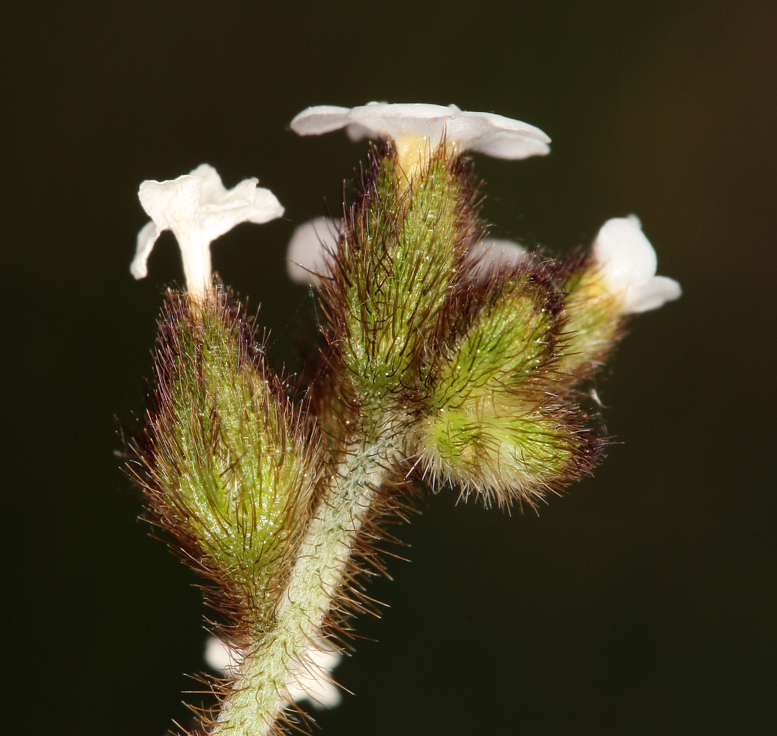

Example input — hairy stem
[212,420,401,736]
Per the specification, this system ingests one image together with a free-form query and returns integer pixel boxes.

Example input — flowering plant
[126,102,680,736]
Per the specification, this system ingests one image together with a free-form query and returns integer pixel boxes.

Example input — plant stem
[212,421,401,736]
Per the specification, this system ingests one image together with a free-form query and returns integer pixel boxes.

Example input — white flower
[204,636,342,710]
[592,215,682,314]
[204,634,243,677]
[290,102,550,174]
[467,238,527,277]
[285,639,343,709]
[286,217,340,285]
[131,164,284,297]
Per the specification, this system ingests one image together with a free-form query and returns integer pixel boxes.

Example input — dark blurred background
[4,1,776,734]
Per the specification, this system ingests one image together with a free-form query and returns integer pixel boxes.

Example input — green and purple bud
[128,289,318,628]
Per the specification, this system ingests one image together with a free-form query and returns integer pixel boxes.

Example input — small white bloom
[291,102,550,174]
[204,635,243,677]
[131,164,284,296]
[285,639,343,710]
[204,636,342,710]
[286,217,340,285]
[592,215,682,314]
[467,238,527,277]
[286,223,527,286]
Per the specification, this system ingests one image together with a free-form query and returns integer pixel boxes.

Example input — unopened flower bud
[129,289,316,622]
[557,215,682,378]
[413,265,600,507]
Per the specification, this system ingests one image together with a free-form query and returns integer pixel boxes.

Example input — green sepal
[555,253,624,379]
[328,145,477,404]
[416,394,593,507]
[130,288,315,619]
[412,260,602,506]
[427,268,560,409]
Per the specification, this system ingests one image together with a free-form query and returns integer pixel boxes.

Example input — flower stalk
[213,426,401,735]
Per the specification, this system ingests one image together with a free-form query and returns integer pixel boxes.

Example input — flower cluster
[128,101,681,736]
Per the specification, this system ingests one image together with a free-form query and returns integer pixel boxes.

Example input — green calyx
[419,394,586,507]
[428,271,560,408]
[414,261,601,506]
[556,259,624,378]
[331,146,475,401]
[132,290,314,616]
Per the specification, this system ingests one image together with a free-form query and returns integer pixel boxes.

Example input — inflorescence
[126,101,680,736]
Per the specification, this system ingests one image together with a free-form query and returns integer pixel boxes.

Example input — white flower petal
[286,217,339,285]
[345,122,376,142]
[219,177,260,204]
[130,220,160,280]
[245,187,286,224]
[447,111,551,159]
[204,636,243,678]
[290,105,352,135]
[291,102,550,161]
[203,636,342,709]
[191,163,227,204]
[593,215,656,293]
[286,641,343,710]
[341,102,456,144]
[138,175,212,293]
[626,275,683,314]
[465,127,551,159]
[592,215,681,314]
[138,175,203,233]
[198,179,284,243]
[468,238,527,277]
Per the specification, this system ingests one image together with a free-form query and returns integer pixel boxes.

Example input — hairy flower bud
[321,145,481,410]
[128,288,317,629]
[413,262,601,507]
[558,216,681,379]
